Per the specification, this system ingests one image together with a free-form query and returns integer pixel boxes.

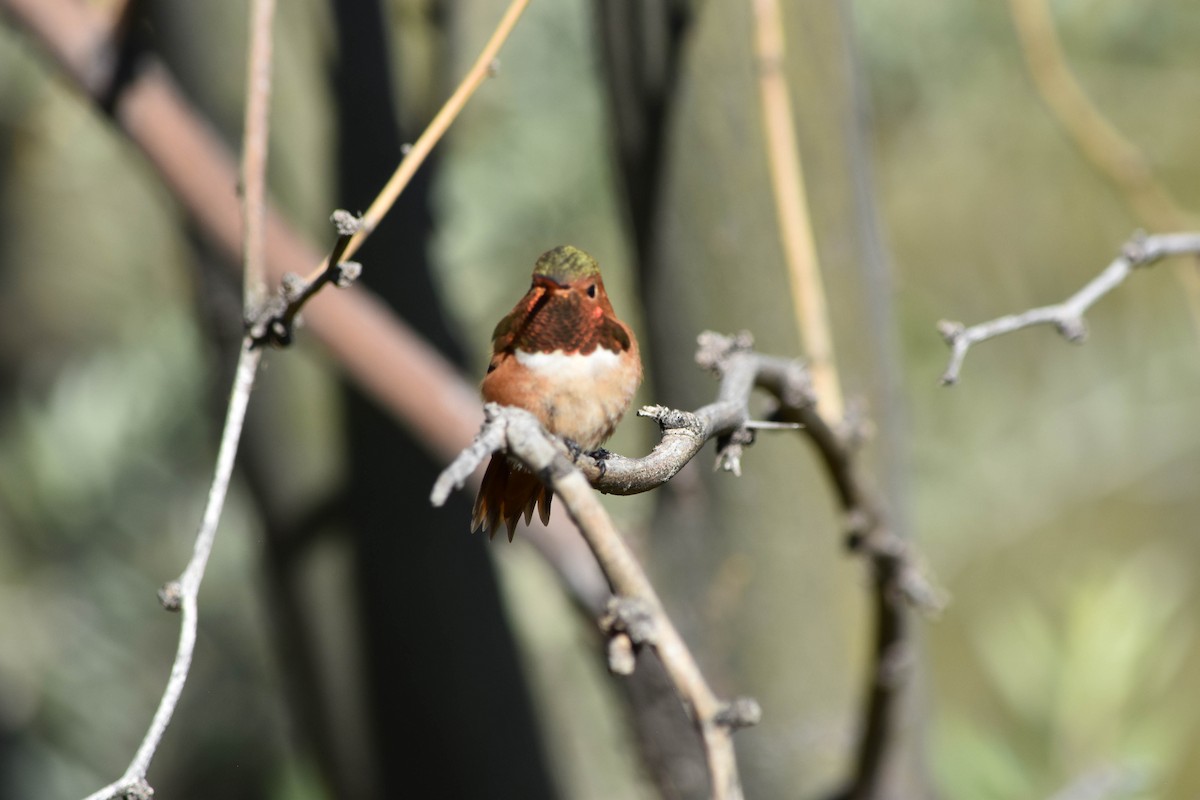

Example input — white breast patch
[515,347,622,378]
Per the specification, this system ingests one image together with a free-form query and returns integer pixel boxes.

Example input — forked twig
[432,404,760,800]
[70,0,533,795]
[247,210,363,348]
[80,0,278,795]
[433,332,941,800]
[300,0,532,284]
[249,0,531,345]
[939,232,1200,385]
[1007,0,1200,330]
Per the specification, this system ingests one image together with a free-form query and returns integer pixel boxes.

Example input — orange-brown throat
[495,276,631,356]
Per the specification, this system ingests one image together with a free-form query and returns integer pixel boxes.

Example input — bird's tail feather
[472,455,553,541]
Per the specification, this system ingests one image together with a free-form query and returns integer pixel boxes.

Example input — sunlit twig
[752,0,844,422]
[939,232,1200,385]
[1008,0,1200,331]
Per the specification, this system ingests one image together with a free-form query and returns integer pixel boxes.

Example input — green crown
[533,245,600,281]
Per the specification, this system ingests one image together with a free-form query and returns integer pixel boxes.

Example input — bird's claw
[588,447,611,478]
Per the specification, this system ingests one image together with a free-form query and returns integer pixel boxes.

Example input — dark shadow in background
[332,1,558,798]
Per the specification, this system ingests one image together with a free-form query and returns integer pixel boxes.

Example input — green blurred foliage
[858,0,1200,797]
[0,0,1199,798]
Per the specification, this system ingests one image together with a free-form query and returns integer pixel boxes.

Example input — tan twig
[0,0,488,472]
[1008,0,1200,330]
[752,0,844,422]
[239,0,276,309]
[432,404,760,800]
[238,0,531,336]
[939,232,1200,384]
[303,0,530,281]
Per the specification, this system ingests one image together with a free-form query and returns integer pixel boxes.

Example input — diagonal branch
[578,331,942,800]
[80,0,280,795]
[43,0,533,795]
[938,232,1200,385]
[82,345,262,800]
[434,331,942,800]
[305,0,531,281]
[432,403,760,800]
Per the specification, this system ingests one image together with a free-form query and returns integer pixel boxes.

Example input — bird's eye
[587,284,597,298]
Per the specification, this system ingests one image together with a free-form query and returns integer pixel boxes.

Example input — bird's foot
[563,438,584,462]
[588,447,611,478]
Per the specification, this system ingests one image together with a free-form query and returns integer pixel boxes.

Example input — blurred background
[1,0,1198,798]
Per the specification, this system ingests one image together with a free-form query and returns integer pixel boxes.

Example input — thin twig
[40,0,536,792]
[1,0,486,467]
[752,0,844,422]
[248,210,363,348]
[81,0,280,793]
[81,345,262,800]
[298,0,531,286]
[250,0,529,340]
[239,0,276,310]
[432,404,760,800]
[938,232,1200,385]
[1007,0,1200,331]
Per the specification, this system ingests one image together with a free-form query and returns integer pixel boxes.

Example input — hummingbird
[472,245,642,540]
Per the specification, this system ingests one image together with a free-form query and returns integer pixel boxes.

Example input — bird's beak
[532,274,568,291]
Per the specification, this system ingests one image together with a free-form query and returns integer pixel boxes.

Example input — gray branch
[938,231,1200,385]
[82,345,262,800]
[432,400,758,800]
[433,330,942,800]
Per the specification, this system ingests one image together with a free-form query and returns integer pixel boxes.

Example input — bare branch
[567,331,813,494]
[938,232,1200,385]
[1006,0,1200,333]
[77,0,282,794]
[246,0,532,343]
[437,331,942,800]
[81,346,262,800]
[687,333,941,800]
[433,403,759,800]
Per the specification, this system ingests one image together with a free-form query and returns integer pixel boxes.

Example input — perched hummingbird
[472,245,642,540]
